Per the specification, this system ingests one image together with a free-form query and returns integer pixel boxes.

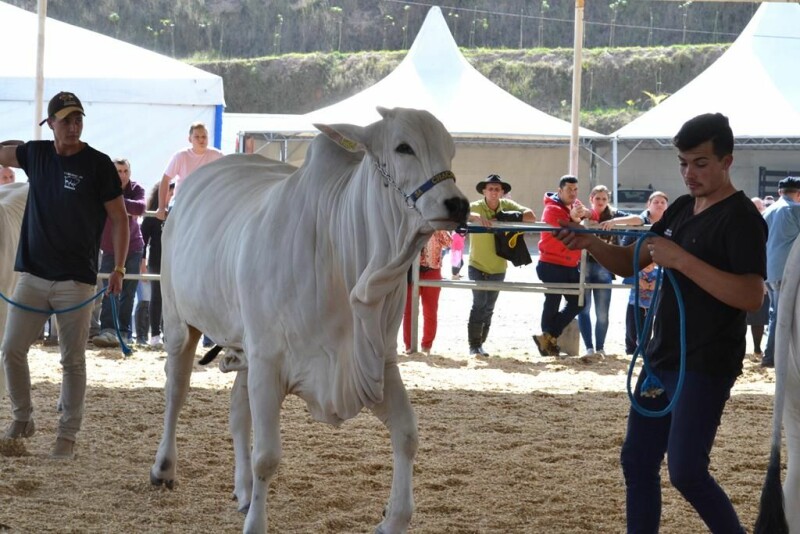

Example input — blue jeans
[536,261,583,338]
[764,281,780,362]
[99,250,143,338]
[621,369,744,533]
[577,261,613,351]
[467,266,505,327]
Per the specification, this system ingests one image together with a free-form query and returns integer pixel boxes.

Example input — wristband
[113,266,126,276]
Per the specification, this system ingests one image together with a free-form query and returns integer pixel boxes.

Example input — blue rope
[461,222,688,417]
[109,295,133,356]
[0,285,132,357]
[626,234,687,417]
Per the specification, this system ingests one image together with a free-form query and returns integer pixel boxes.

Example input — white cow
[0,182,28,399]
[150,107,469,533]
[756,237,800,534]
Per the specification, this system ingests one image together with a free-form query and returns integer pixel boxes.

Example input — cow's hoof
[150,470,175,490]
[237,502,250,515]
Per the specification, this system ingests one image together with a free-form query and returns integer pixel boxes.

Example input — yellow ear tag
[314,124,364,152]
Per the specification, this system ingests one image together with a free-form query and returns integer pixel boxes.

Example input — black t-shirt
[647,191,768,378]
[15,141,121,284]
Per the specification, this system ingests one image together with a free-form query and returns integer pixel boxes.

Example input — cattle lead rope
[374,160,455,210]
[0,288,133,357]
[462,223,687,418]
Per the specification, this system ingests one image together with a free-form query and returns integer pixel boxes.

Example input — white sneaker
[149,335,163,350]
[596,349,606,357]
[584,348,595,356]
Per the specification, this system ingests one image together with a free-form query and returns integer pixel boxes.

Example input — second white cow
[0,182,28,399]
[150,107,469,533]
[755,237,800,534]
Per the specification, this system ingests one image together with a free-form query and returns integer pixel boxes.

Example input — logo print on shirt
[64,172,82,191]
[664,228,673,237]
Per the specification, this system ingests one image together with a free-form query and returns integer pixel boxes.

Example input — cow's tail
[198,345,222,365]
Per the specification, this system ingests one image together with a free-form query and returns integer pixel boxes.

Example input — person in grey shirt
[761,175,800,367]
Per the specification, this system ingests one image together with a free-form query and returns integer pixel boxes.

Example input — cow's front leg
[150,327,202,488]
[242,357,284,534]
[370,360,417,534]
[230,368,253,512]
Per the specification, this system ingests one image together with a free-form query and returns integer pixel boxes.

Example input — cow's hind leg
[230,368,253,512]
[242,356,284,534]
[370,360,418,534]
[150,324,203,489]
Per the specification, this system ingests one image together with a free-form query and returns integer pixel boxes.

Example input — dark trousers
[536,261,583,338]
[621,369,744,534]
[99,250,143,338]
[467,266,505,326]
[625,303,651,355]
[148,263,163,338]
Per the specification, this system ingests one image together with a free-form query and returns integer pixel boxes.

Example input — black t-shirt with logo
[15,141,121,284]
[647,191,767,378]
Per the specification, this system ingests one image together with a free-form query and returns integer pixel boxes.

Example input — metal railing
[407,222,651,352]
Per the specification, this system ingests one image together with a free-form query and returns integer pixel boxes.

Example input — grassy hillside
[195,44,727,134]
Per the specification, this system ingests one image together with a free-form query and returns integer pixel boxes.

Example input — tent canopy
[231,6,602,145]
[613,2,800,143]
[1,1,225,191]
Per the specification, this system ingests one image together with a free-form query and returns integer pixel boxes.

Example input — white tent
[614,2,800,142]
[304,6,601,140]
[1,2,225,193]
[603,2,800,200]
[227,6,603,209]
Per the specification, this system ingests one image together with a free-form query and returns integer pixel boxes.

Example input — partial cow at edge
[755,237,800,534]
[0,182,28,400]
[150,107,469,533]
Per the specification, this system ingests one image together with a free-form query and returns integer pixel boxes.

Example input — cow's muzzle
[445,196,469,224]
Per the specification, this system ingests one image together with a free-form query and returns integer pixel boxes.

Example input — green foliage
[5,0,755,58]
[194,43,727,135]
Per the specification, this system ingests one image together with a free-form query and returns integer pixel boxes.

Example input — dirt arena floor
[0,257,781,533]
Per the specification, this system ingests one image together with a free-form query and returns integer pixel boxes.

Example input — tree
[108,12,120,39]
[608,0,626,47]
[273,14,284,55]
[330,6,343,52]
[538,1,550,48]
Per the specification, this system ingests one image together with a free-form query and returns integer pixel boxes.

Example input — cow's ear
[315,123,366,153]
[376,106,394,119]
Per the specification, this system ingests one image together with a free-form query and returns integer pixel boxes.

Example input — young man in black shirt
[0,92,129,459]
[554,113,767,533]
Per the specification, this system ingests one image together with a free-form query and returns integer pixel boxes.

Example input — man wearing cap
[0,91,129,459]
[533,175,592,357]
[466,174,536,356]
[761,175,800,367]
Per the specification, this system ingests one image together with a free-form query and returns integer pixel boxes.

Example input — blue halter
[374,160,456,210]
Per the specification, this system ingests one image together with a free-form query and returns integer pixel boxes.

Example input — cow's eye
[396,143,415,155]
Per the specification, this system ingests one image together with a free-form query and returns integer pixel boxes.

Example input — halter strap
[375,161,456,211]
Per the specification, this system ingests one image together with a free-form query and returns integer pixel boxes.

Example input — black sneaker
[761,357,775,368]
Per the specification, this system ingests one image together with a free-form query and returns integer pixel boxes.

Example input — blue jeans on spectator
[763,281,780,364]
[99,250,143,340]
[577,261,613,352]
[621,369,744,533]
[536,261,583,338]
[467,266,505,347]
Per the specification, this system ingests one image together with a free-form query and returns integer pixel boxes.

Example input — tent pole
[34,0,47,140]
[569,0,585,176]
[612,136,619,205]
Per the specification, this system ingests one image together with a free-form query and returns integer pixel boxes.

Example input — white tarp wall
[1,2,225,193]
